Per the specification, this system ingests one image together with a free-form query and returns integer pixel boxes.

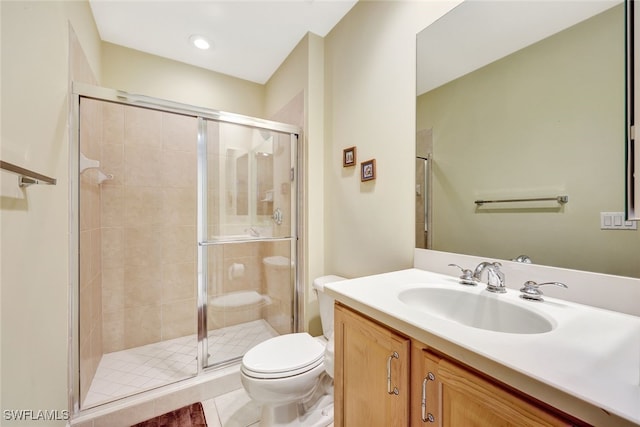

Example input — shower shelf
[0,160,57,187]
[80,153,113,184]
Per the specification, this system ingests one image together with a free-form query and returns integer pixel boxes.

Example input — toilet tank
[312,275,346,339]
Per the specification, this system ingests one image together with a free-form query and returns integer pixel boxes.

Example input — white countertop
[324,268,640,426]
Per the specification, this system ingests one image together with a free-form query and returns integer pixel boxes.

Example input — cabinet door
[334,304,410,427]
[438,359,572,427]
[410,342,440,427]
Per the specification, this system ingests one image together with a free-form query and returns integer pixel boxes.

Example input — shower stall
[71,83,301,411]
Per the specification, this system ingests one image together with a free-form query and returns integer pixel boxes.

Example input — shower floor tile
[83,320,279,408]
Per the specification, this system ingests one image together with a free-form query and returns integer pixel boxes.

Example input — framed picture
[361,159,376,182]
[343,146,356,167]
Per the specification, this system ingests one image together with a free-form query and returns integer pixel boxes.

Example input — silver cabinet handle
[421,372,436,422]
[386,352,400,395]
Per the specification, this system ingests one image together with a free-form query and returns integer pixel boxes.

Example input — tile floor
[202,388,335,427]
[83,320,278,408]
[202,388,261,427]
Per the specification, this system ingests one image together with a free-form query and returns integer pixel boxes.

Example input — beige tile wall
[85,101,295,367]
[79,98,104,404]
[100,103,198,352]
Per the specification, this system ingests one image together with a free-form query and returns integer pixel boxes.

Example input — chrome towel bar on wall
[474,195,568,206]
[0,160,57,187]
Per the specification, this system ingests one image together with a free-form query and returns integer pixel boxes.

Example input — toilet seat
[242,333,325,379]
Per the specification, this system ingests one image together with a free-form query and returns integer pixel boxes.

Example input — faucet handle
[512,254,533,264]
[448,264,477,286]
[519,280,568,302]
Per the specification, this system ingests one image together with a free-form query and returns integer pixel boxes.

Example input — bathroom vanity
[335,304,576,426]
[325,267,640,427]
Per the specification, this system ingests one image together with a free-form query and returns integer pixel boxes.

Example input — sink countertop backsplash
[414,248,640,317]
[325,249,640,427]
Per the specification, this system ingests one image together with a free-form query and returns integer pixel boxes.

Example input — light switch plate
[600,212,638,230]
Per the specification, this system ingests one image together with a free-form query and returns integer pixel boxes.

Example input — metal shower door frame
[69,82,302,413]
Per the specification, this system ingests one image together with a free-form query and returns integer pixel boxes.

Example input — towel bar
[474,195,568,206]
[0,160,56,187]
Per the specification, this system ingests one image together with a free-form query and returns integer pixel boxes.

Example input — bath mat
[131,402,207,427]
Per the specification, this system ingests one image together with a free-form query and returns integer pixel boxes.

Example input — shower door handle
[272,208,283,225]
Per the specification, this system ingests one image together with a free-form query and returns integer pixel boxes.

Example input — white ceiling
[89,0,358,84]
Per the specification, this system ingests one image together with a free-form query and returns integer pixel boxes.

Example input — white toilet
[240,275,345,427]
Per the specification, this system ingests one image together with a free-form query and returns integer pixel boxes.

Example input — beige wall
[323,1,459,279]
[102,43,265,118]
[417,5,639,278]
[1,1,101,424]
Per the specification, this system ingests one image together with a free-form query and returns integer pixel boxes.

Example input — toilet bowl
[240,275,346,427]
[241,333,326,401]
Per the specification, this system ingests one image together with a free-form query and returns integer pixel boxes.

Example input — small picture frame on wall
[343,146,356,167]
[361,159,376,182]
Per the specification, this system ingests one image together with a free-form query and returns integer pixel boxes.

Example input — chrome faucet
[519,280,567,302]
[448,264,477,286]
[473,262,506,293]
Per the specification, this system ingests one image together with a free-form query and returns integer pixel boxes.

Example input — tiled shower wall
[79,99,104,404]
[98,102,199,352]
[80,98,298,405]
[95,103,293,352]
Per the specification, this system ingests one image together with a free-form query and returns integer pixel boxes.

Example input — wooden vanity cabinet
[336,303,577,427]
[334,303,410,427]
[412,341,573,427]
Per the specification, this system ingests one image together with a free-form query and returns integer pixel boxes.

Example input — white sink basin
[398,286,554,334]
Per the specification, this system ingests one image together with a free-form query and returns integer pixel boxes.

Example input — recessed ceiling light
[189,35,210,50]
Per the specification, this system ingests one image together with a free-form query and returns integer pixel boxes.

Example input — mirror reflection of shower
[220,127,288,238]
[416,128,432,249]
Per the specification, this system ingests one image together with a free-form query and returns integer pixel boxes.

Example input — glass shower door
[199,119,298,368]
[77,96,199,409]
[72,83,302,412]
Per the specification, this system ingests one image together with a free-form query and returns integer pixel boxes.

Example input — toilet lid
[242,333,324,379]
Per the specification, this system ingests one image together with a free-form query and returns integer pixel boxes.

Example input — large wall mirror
[416,0,640,279]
